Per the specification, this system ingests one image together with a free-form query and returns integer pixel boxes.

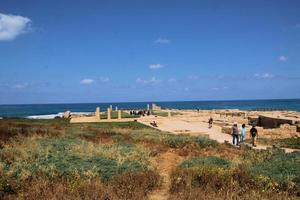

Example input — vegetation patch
[1,118,299,199]
[179,156,231,169]
[247,151,300,189]
[170,149,300,199]
[253,137,300,150]
[0,137,150,182]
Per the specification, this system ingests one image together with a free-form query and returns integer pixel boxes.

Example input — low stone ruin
[257,114,298,128]
[152,103,161,111]
[63,111,71,118]
[260,124,300,139]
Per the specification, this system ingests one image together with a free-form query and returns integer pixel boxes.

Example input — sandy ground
[138,116,232,143]
[138,115,298,153]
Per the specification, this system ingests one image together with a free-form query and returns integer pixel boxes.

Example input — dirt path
[147,151,183,200]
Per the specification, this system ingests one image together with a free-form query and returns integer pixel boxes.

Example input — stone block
[95,107,100,120]
[63,111,71,118]
[107,108,111,120]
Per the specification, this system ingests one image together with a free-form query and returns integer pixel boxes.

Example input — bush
[164,135,218,149]
[194,136,218,148]
[179,156,231,169]
[164,135,191,148]
[247,151,300,192]
[0,138,150,181]
[6,171,159,200]
[277,137,300,149]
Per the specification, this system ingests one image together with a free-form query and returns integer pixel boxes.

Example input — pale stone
[118,110,121,119]
[168,111,171,117]
[63,111,71,118]
[95,107,101,120]
[107,108,111,120]
[152,103,161,111]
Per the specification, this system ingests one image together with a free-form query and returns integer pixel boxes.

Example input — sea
[0,99,299,119]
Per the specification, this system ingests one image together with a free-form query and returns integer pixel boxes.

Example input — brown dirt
[147,150,183,200]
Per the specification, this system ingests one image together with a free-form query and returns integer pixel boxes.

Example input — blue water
[0,99,299,118]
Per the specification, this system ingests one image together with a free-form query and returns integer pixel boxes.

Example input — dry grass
[2,171,159,200]
[0,119,299,199]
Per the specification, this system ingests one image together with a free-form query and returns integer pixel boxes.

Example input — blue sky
[0,0,300,104]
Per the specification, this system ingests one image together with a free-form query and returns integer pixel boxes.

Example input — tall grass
[0,119,160,199]
[170,150,300,199]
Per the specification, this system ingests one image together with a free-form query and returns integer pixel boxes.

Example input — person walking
[232,122,239,146]
[208,117,213,129]
[240,124,246,143]
[250,125,258,147]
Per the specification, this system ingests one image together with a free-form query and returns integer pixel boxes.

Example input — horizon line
[0,98,299,106]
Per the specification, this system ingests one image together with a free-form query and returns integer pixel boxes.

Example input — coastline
[1,99,300,118]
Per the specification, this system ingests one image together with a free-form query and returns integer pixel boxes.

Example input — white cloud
[261,73,274,79]
[12,83,28,89]
[254,73,274,79]
[210,86,228,91]
[168,78,177,83]
[279,56,288,61]
[154,38,170,44]
[187,75,199,80]
[99,77,110,82]
[136,77,161,84]
[211,87,219,91]
[0,13,31,41]
[149,63,164,69]
[80,79,95,84]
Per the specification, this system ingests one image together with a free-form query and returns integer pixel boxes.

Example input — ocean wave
[26,112,93,119]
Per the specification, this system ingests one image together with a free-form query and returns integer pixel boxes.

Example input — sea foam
[26,112,93,119]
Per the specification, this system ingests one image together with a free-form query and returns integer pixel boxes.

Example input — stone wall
[259,124,299,139]
[152,103,161,111]
[258,115,295,128]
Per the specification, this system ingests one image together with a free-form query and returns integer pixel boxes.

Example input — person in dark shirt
[250,125,258,147]
[208,117,213,129]
[232,122,239,145]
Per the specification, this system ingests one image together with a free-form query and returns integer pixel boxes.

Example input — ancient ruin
[152,103,161,110]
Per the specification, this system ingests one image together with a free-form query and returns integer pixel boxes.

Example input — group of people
[129,110,150,116]
[150,121,158,127]
[231,122,258,147]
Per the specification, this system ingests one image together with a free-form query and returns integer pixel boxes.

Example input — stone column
[147,104,150,111]
[115,106,118,111]
[95,107,101,120]
[107,108,111,120]
[118,110,121,119]
[110,105,113,111]
[168,111,171,117]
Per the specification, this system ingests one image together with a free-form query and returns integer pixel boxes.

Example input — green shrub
[277,137,300,149]
[247,151,300,187]
[0,138,149,181]
[119,160,146,173]
[164,135,191,148]
[87,122,148,130]
[179,156,231,169]
[194,136,218,148]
